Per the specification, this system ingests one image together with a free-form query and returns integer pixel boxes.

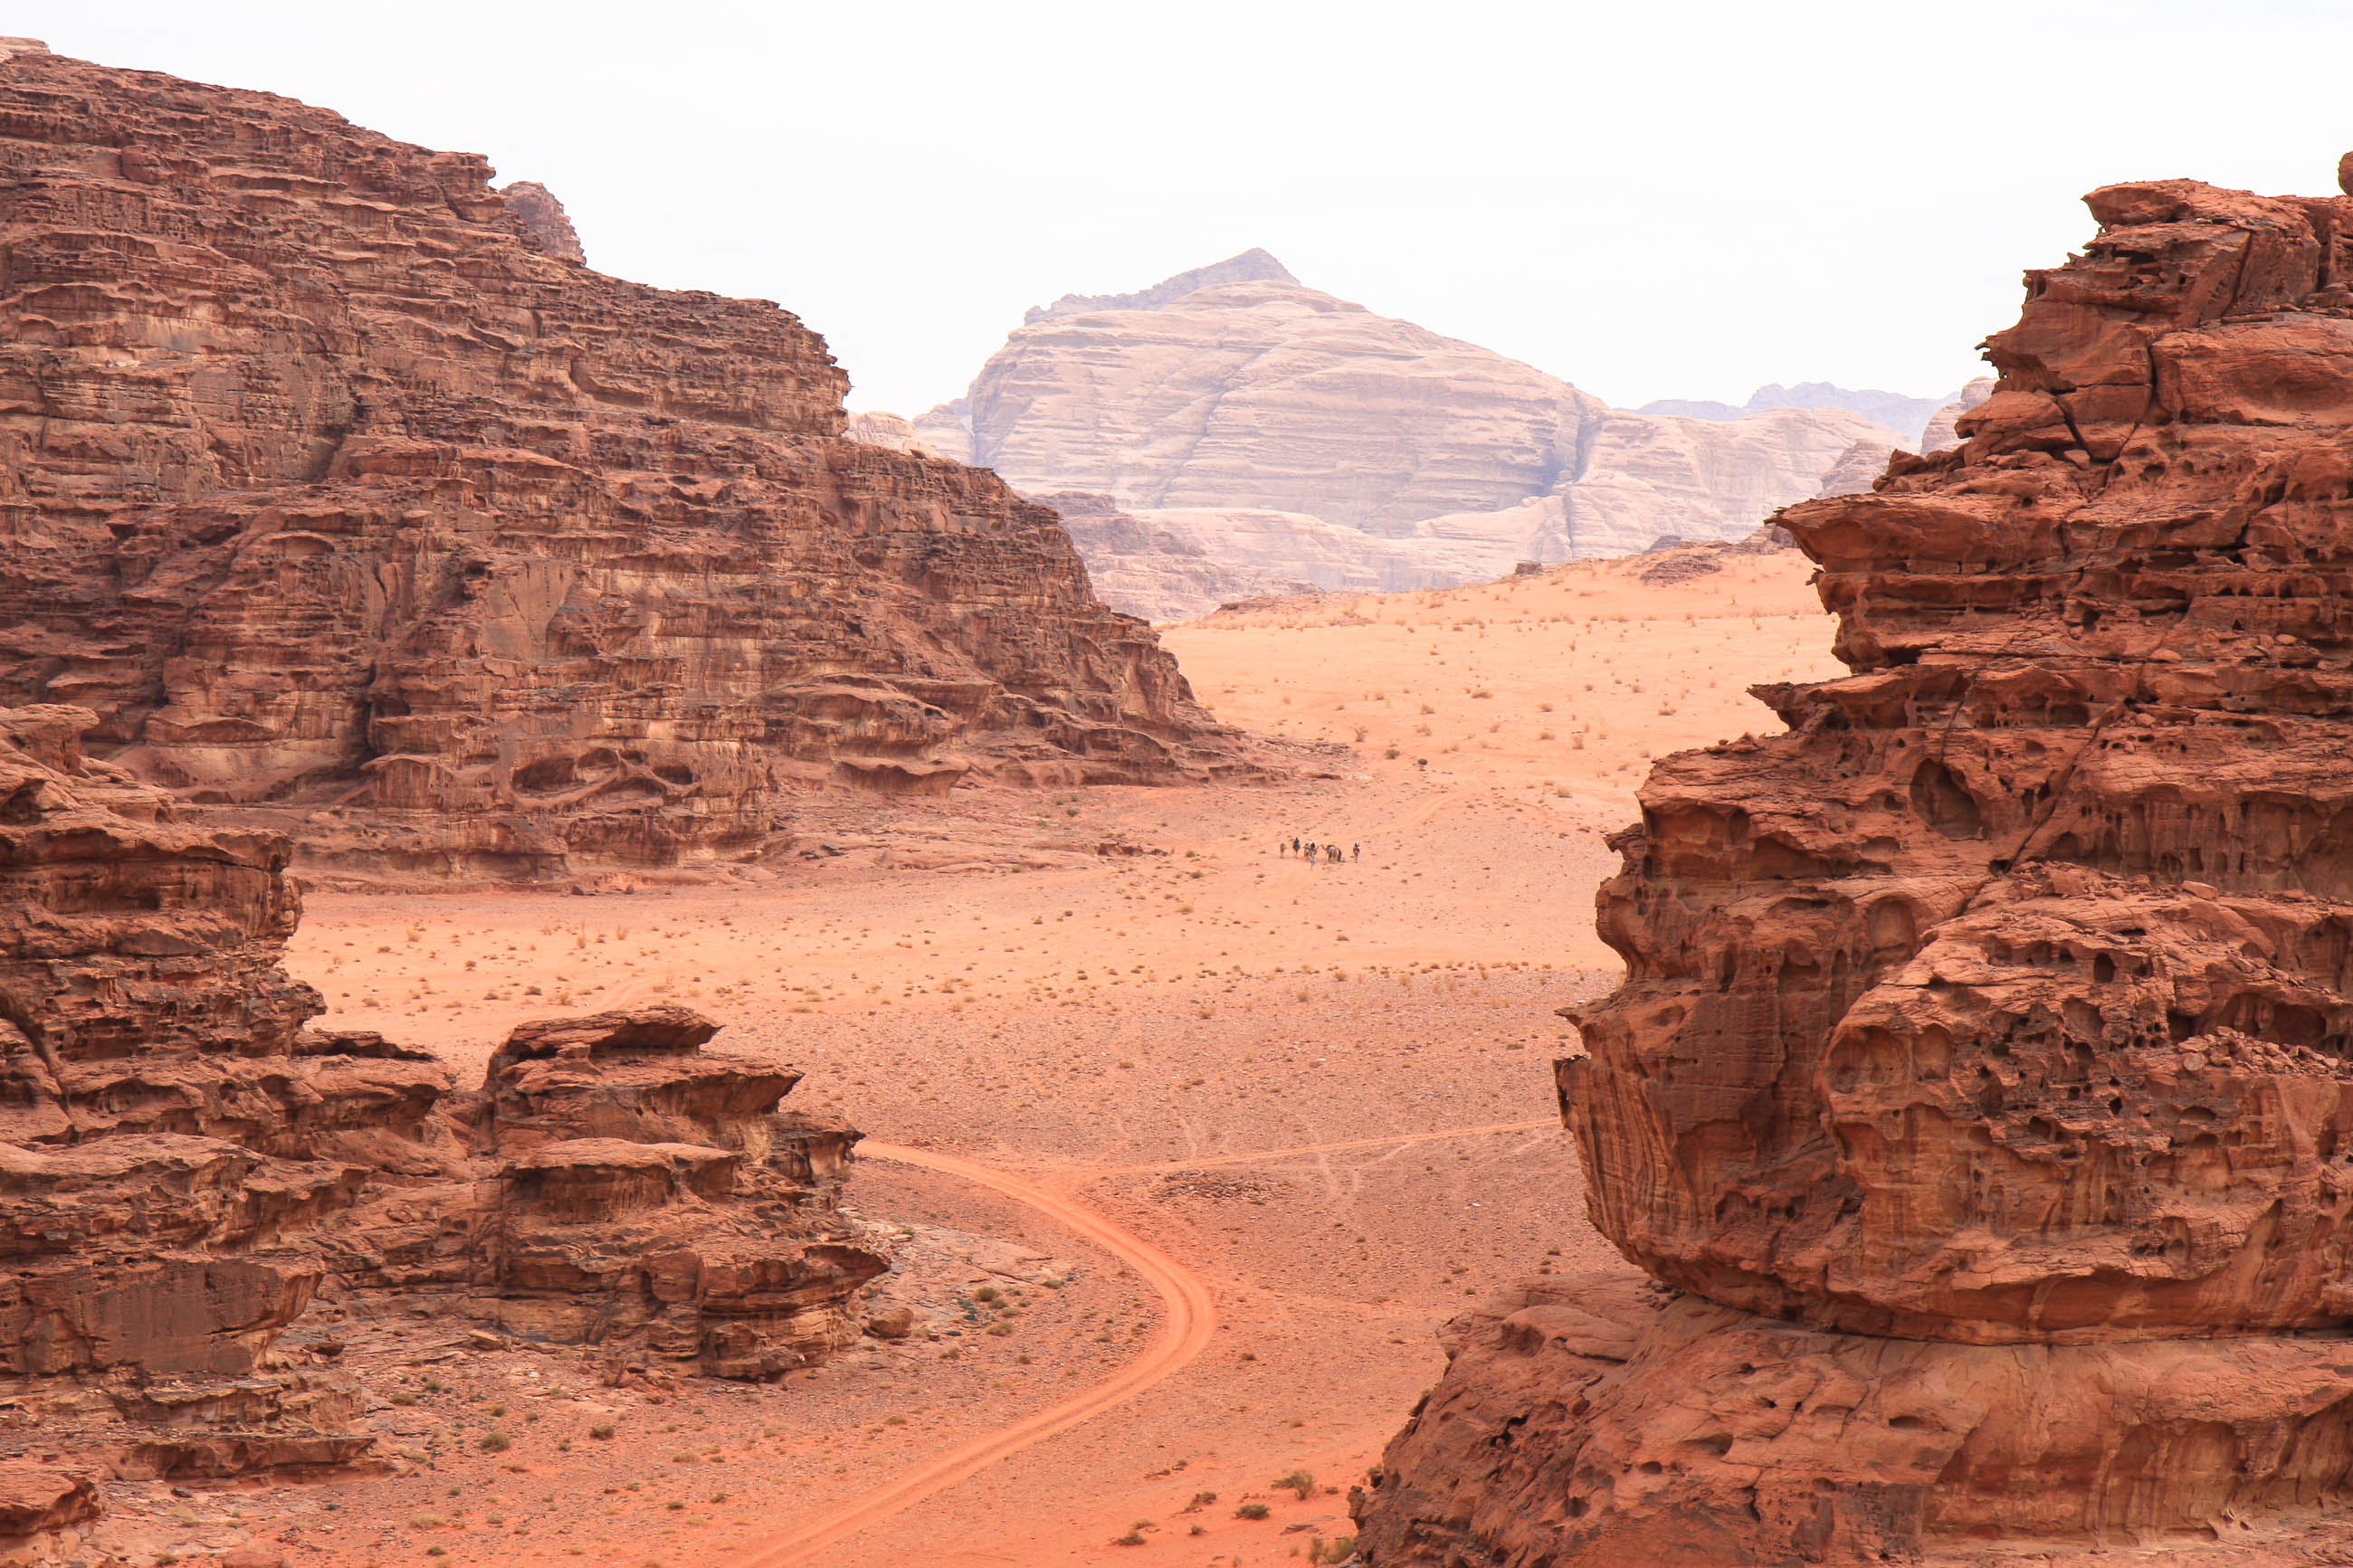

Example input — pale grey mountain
[1917,376,1996,453]
[1641,381,1957,448]
[1022,247,1298,326]
[872,256,1913,617]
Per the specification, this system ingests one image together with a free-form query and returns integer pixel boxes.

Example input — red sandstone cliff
[0,44,1230,883]
[1357,164,2353,1563]
[0,699,884,1543]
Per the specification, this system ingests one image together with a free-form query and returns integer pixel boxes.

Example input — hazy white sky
[33,1,2353,413]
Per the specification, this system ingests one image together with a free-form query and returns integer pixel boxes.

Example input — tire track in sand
[730,1142,1218,1568]
[1119,1118,1558,1176]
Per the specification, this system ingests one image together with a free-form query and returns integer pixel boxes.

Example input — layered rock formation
[881,254,1912,610]
[1357,166,2353,1563]
[0,44,1224,884]
[498,179,587,264]
[0,701,882,1543]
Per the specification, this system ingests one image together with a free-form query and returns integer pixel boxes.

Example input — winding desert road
[730,1119,1548,1566]
[729,1142,1220,1568]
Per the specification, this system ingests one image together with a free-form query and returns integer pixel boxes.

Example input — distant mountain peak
[1637,381,1958,446]
[1024,248,1299,325]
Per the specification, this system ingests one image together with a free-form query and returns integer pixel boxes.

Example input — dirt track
[261,549,1839,1565]
[732,1143,1220,1568]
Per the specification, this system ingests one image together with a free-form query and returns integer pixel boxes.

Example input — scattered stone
[862,1307,916,1341]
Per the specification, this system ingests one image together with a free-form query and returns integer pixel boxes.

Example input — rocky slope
[1355,165,2353,1563]
[0,699,883,1552]
[0,43,1228,885]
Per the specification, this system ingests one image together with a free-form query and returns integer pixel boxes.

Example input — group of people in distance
[1284,837,1358,864]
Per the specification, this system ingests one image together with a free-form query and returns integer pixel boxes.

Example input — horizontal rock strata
[0,46,1229,883]
[0,703,884,1544]
[1357,165,2353,1563]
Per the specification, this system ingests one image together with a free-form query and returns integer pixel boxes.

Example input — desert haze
[11,21,2353,1568]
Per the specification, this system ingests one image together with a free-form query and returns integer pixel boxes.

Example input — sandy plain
[148,549,1838,1568]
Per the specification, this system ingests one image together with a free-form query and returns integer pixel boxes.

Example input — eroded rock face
[0,701,432,1497]
[499,179,586,264]
[472,1006,887,1375]
[1358,168,2353,1563]
[0,704,886,1529]
[0,50,1224,884]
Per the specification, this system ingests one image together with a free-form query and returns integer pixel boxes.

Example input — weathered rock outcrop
[0,1464,98,1564]
[498,179,586,264]
[0,702,884,1535]
[0,700,432,1493]
[1358,166,2353,1563]
[0,45,1226,884]
[473,1007,883,1376]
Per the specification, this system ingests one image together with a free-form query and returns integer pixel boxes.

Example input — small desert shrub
[480,1431,510,1452]
[1310,1536,1359,1563]
[1277,1469,1317,1500]
[589,1425,615,1440]
[1235,1502,1271,1520]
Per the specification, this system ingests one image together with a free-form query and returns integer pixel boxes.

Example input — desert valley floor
[128,550,1840,1568]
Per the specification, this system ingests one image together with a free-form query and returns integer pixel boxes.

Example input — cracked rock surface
[1357,164,2353,1563]
[0,44,1234,887]
[0,700,884,1557]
